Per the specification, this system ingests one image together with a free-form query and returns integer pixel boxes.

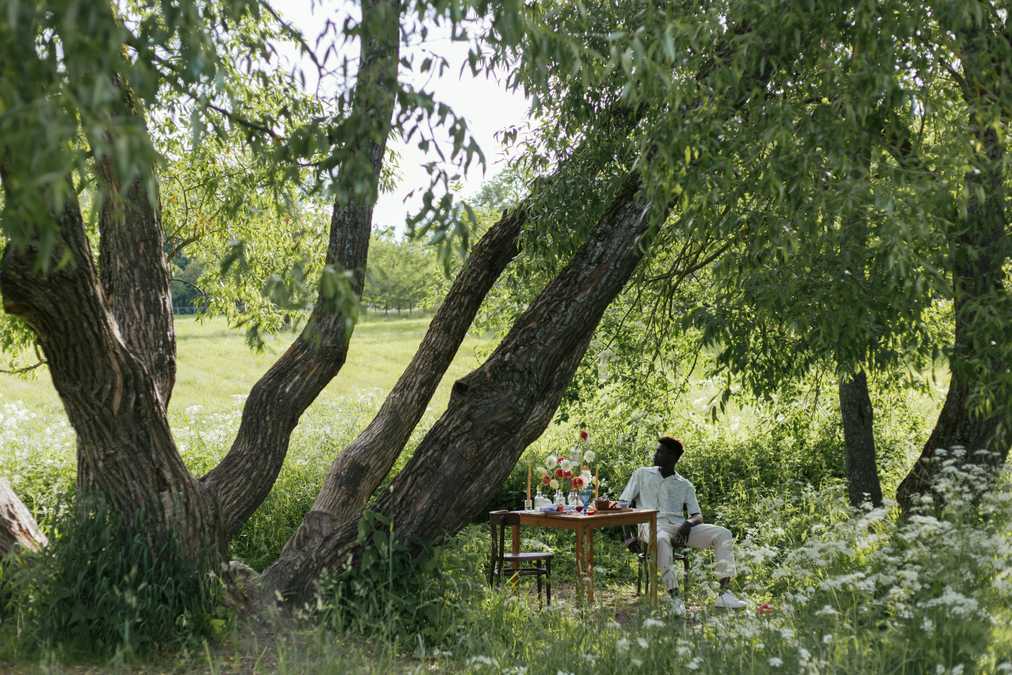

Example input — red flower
[542,474,551,486]
[572,477,584,489]
[579,430,589,441]
[564,470,572,479]
[555,468,566,479]
[756,603,774,616]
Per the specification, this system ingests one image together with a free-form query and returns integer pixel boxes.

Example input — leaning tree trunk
[264,171,664,599]
[265,101,648,585]
[896,22,1011,514]
[202,0,401,538]
[0,478,48,557]
[264,206,525,573]
[839,371,882,508]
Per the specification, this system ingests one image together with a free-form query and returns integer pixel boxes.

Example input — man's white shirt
[619,466,701,526]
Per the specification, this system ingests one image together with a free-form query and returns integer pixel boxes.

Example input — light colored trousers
[639,523,737,591]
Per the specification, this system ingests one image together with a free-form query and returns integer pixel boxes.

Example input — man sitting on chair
[619,436,747,614]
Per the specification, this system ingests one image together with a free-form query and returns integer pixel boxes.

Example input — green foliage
[0,497,228,660]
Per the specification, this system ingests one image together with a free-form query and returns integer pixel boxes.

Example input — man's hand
[674,521,692,546]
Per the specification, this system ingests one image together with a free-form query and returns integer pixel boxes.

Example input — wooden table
[509,508,659,605]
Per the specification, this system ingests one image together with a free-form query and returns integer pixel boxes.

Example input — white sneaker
[668,595,686,616]
[714,590,747,609]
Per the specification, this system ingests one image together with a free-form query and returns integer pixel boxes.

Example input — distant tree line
[362,227,446,315]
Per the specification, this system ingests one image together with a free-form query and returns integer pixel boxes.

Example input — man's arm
[676,485,704,540]
[618,469,640,503]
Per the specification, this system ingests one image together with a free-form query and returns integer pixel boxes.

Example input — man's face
[653,444,675,469]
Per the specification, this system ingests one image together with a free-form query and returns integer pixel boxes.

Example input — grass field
[0,312,493,419]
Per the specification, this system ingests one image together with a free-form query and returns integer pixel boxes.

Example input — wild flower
[466,655,497,667]
[768,656,783,668]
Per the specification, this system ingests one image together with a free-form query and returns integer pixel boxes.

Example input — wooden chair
[621,497,690,596]
[487,510,553,607]
[625,528,689,596]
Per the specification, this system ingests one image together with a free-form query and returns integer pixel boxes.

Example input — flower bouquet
[538,429,598,512]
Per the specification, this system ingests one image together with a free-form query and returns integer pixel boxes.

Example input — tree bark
[202,0,402,538]
[262,206,525,582]
[896,20,1011,514]
[839,371,883,508]
[0,478,48,557]
[265,171,663,599]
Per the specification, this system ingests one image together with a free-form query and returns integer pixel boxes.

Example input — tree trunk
[839,371,882,508]
[262,206,525,590]
[896,21,1010,514]
[1,193,223,561]
[0,478,48,557]
[836,127,882,509]
[202,0,401,538]
[266,171,663,599]
[60,0,178,410]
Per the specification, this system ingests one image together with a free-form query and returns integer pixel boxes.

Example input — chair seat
[503,551,554,561]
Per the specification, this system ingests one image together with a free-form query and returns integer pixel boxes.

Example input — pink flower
[757,603,774,616]
[555,468,566,479]
[564,470,573,479]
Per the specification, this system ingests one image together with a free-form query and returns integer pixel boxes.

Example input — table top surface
[510,508,658,528]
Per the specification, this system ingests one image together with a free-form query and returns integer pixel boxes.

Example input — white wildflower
[951,665,964,675]
[637,637,649,649]
[467,655,496,667]
[616,638,630,653]
[768,657,783,668]
[631,659,643,668]
[798,647,811,662]
[779,628,794,640]
[921,617,934,633]
[815,605,838,616]
[822,634,833,645]
[687,656,703,670]
[643,618,665,629]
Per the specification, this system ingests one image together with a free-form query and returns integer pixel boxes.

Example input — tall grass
[1,497,227,661]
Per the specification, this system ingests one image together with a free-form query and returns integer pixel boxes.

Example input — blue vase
[580,488,593,510]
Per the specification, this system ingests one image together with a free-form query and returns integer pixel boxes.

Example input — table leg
[649,513,659,606]
[586,528,595,604]
[511,524,521,583]
[574,525,585,604]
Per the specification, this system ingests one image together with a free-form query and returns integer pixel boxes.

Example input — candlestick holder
[524,498,533,511]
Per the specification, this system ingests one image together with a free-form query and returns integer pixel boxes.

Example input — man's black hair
[657,436,684,462]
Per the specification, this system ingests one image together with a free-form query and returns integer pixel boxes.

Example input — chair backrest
[488,510,520,566]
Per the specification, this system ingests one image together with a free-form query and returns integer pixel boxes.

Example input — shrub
[0,496,229,660]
